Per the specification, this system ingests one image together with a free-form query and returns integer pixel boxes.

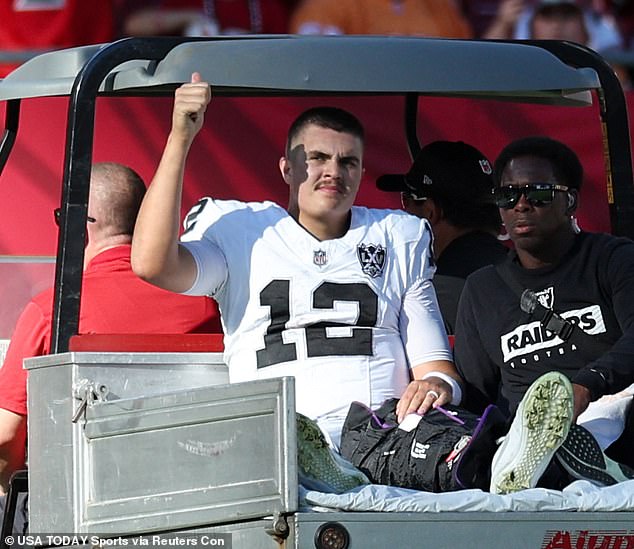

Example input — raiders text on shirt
[501,304,606,364]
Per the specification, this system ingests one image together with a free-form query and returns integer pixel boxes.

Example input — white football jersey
[181,198,450,444]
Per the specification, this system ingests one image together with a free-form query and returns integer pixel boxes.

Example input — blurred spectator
[518,0,621,50]
[608,0,634,49]
[290,0,473,37]
[123,0,294,36]
[482,0,630,89]
[479,0,527,39]
[0,0,116,76]
[460,0,515,38]
[483,0,622,51]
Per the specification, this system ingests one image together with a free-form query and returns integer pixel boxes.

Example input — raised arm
[131,72,211,293]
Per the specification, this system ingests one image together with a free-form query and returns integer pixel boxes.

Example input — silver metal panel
[25,359,75,533]
[186,520,282,549]
[0,36,598,103]
[107,519,284,549]
[77,378,296,534]
[25,351,237,533]
[93,510,634,548]
[26,351,230,400]
[292,511,634,549]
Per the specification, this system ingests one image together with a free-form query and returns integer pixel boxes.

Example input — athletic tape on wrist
[421,371,462,406]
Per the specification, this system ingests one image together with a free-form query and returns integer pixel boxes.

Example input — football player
[131,73,461,447]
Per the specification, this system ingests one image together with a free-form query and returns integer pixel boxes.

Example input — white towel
[577,384,634,450]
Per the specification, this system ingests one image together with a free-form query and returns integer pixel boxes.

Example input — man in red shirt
[0,162,221,496]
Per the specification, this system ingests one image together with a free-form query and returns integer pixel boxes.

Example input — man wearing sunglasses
[376,140,508,334]
[454,136,634,492]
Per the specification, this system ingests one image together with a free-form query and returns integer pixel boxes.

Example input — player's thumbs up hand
[172,72,212,143]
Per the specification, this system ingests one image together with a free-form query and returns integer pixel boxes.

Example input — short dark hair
[286,106,365,156]
[493,136,584,190]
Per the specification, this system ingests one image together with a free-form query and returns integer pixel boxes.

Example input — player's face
[281,124,363,238]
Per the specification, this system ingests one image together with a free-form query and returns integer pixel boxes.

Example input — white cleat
[490,371,573,494]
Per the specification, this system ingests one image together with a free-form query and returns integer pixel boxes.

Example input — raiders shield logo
[357,243,386,278]
[535,287,555,309]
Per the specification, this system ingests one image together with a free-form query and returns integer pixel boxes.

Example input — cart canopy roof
[0,36,599,104]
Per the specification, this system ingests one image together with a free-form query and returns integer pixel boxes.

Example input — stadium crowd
[1,1,633,76]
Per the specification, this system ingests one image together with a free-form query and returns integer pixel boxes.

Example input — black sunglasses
[54,208,96,225]
[493,183,569,209]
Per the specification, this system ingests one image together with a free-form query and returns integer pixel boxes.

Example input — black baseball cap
[376,140,495,203]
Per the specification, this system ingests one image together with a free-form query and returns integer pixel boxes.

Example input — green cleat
[296,413,370,494]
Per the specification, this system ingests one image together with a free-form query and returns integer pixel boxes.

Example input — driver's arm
[0,409,26,495]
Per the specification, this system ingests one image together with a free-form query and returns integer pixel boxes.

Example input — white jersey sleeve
[180,239,228,297]
[179,197,252,296]
[401,278,452,367]
[394,215,452,367]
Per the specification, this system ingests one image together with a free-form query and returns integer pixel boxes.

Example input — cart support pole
[50,37,189,354]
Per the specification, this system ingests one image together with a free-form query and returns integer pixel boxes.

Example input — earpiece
[566,193,575,209]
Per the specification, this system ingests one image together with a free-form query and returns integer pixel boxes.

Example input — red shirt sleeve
[0,299,50,415]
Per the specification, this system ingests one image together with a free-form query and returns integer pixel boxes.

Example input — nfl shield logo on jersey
[313,249,328,266]
[357,243,386,278]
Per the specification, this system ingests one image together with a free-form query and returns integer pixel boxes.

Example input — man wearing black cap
[377,140,508,334]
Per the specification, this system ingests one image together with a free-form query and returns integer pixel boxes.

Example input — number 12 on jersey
[256,279,379,368]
